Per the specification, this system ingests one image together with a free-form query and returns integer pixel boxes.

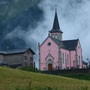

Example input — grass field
[0,66,90,90]
[60,73,90,81]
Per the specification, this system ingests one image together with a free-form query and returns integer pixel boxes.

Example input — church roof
[50,37,64,47]
[82,60,88,65]
[49,10,63,33]
[50,37,78,50]
[62,39,79,50]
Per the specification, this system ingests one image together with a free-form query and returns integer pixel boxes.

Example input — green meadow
[0,66,90,90]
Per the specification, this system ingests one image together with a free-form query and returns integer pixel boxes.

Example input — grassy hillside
[60,73,90,81]
[0,67,90,90]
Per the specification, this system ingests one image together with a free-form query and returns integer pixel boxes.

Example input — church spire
[49,7,63,33]
[49,7,63,41]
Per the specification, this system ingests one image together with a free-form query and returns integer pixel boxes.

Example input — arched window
[55,35,58,39]
[67,55,69,65]
[79,56,80,66]
[63,53,64,64]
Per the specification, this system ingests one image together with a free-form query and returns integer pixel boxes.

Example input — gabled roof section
[62,39,79,50]
[82,60,88,65]
[50,37,64,47]
[49,10,63,33]
[49,37,79,50]
[40,36,59,47]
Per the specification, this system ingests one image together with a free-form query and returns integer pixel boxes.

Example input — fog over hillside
[0,0,90,67]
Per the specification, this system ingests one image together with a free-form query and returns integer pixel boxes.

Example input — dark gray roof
[49,11,63,33]
[50,37,78,50]
[0,48,35,55]
[62,39,79,50]
[83,61,88,65]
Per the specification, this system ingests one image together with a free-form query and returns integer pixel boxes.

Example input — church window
[67,55,69,65]
[55,35,58,39]
[79,56,80,66]
[48,42,51,46]
[65,53,66,64]
[63,53,64,64]
[52,35,54,38]
[73,61,75,66]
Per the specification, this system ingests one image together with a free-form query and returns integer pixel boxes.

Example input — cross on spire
[55,4,57,12]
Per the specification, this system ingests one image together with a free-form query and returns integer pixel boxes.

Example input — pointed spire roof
[49,8,63,33]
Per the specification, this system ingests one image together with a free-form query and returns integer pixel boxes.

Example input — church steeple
[49,8,63,33]
[49,8,63,41]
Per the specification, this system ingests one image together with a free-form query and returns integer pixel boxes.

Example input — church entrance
[48,64,52,71]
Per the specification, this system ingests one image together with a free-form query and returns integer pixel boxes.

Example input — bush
[20,66,40,72]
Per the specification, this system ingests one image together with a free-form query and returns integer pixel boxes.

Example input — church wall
[61,49,70,69]
[40,37,59,70]
[76,41,82,68]
[61,49,77,69]
[69,51,76,68]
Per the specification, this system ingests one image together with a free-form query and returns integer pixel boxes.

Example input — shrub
[20,66,40,72]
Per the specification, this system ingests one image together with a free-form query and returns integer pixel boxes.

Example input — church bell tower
[49,8,63,41]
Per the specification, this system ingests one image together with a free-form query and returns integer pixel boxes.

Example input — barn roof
[0,48,35,55]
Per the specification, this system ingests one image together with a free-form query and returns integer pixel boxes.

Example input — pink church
[39,10,83,71]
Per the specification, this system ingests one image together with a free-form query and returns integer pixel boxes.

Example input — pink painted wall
[61,49,70,69]
[76,41,82,68]
[61,40,83,69]
[69,51,76,68]
[40,37,59,70]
